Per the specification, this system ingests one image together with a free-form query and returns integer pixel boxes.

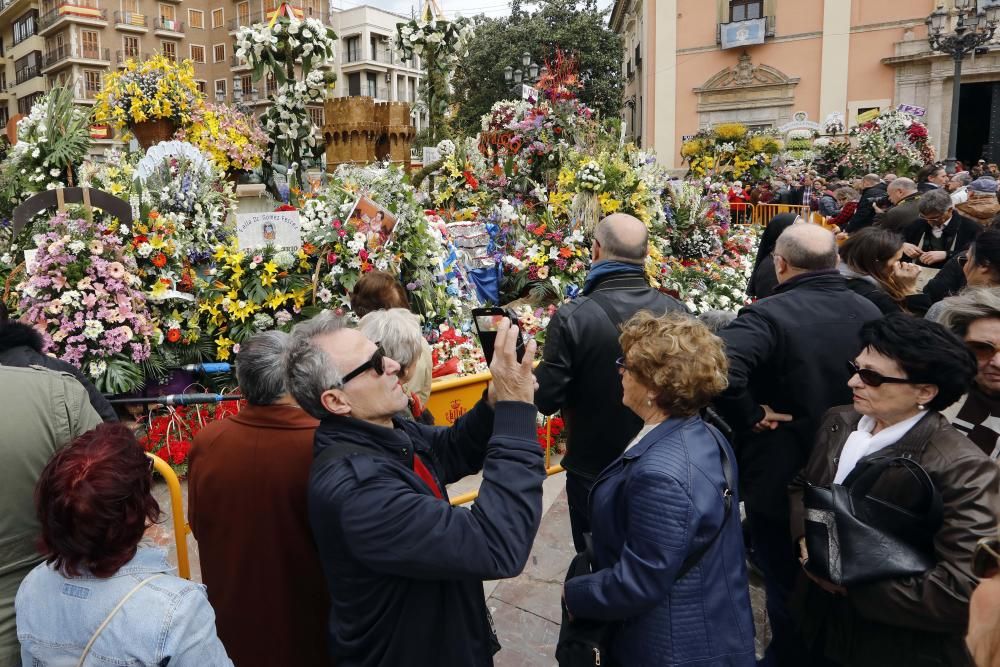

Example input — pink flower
[107,262,125,280]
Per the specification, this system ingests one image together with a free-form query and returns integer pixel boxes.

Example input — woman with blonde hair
[562,312,755,666]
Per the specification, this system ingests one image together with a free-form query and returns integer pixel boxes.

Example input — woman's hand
[799,537,847,595]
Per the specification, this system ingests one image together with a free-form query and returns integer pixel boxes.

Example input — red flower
[132,235,148,247]
[166,328,181,343]
[274,204,297,212]
[169,439,192,464]
[152,253,167,268]
[463,171,479,189]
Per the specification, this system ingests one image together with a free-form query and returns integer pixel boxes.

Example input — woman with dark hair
[838,227,920,314]
[917,163,949,193]
[15,423,233,666]
[747,212,801,300]
[921,229,1000,318]
[350,269,409,318]
[789,314,999,667]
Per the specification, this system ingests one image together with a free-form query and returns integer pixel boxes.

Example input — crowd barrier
[147,452,192,580]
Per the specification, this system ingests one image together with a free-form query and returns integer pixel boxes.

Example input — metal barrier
[750,203,811,225]
[147,452,192,580]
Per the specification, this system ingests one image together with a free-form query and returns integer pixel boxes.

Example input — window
[347,72,360,96]
[345,36,360,62]
[265,73,276,96]
[81,30,99,59]
[729,0,763,21]
[161,40,175,61]
[12,11,37,46]
[303,0,319,18]
[0,71,6,91]
[188,9,204,29]
[214,79,226,100]
[15,51,40,84]
[159,4,175,21]
[237,1,249,25]
[195,79,207,95]
[123,35,139,58]
[238,73,252,95]
[18,91,43,115]
[263,0,278,14]
[213,43,225,62]
[308,106,323,127]
[0,108,9,129]
[121,0,139,13]
[190,44,205,63]
[84,69,102,98]
[211,8,223,27]
[366,72,377,98]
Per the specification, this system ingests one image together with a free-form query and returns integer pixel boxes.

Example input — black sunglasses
[847,360,918,388]
[342,343,386,385]
[974,537,1000,579]
[967,340,1000,363]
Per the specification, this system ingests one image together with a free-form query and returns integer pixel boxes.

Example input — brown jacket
[189,404,332,667]
[789,406,999,666]
[957,191,1000,226]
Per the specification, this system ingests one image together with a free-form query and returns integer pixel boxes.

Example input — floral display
[174,103,269,173]
[427,323,488,377]
[680,123,782,181]
[139,398,244,476]
[502,214,589,301]
[840,109,934,177]
[16,213,155,393]
[93,55,202,133]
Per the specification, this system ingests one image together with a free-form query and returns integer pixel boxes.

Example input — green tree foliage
[451,0,624,136]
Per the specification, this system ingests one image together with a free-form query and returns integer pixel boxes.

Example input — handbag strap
[847,456,944,530]
[588,289,624,331]
[77,573,165,667]
[675,428,735,580]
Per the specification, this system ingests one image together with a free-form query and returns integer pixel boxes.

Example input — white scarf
[833,412,925,484]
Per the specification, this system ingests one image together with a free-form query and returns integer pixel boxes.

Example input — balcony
[231,54,251,70]
[116,49,151,66]
[716,14,776,47]
[14,64,40,85]
[75,85,100,102]
[153,16,183,37]
[227,12,260,32]
[38,2,107,35]
[42,44,110,71]
[113,9,146,31]
[343,48,397,67]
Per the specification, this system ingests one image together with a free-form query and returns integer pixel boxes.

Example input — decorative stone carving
[693,51,801,129]
[322,97,416,168]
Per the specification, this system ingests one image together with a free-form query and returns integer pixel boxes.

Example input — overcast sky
[331,0,614,20]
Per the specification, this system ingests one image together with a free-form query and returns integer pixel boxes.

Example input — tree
[451,0,623,136]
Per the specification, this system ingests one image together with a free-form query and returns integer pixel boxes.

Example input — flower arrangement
[502,214,590,301]
[426,323,488,377]
[16,213,155,393]
[842,109,935,177]
[661,182,725,260]
[681,125,781,181]
[139,399,243,476]
[537,414,566,453]
[174,103,269,173]
[94,54,202,132]
[576,161,606,192]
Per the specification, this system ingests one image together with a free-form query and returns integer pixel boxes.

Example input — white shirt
[625,422,662,453]
[833,412,926,484]
[930,217,950,239]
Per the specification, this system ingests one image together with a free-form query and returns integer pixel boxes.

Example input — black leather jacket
[535,270,687,478]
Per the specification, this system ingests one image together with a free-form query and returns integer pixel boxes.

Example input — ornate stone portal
[694,52,800,129]
[322,97,416,168]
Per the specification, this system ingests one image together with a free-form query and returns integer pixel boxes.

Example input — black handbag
[803,455,943,587]
[555,429,735,667]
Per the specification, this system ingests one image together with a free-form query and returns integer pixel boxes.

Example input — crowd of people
[1,196,1000,667]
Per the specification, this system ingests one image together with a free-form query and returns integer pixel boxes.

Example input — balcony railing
[116,49,151,65]
[14,64,40,84]
[344,48,396,65]
[39,3,106,30]
[153,16,183,33]
[44,44,109,67]
[113,9,146,27]
[231,54,250,68]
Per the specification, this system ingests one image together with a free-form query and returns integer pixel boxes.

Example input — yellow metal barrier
[751,203,811,225]
[147,453,192,580]
[425,371,492,426]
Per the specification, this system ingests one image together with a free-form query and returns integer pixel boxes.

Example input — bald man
[535,213,686,553]
[715,223,881,666]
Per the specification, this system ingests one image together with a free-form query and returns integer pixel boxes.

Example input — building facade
[610,0,1000,170]
[0,0,425,143]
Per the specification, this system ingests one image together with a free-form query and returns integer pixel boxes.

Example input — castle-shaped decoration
[323,97,416,168]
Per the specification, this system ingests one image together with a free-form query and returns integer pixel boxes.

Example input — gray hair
[284,310,353,419]
[919,188,954,216]
[834,186,860,203]
[698,309,736,333]
[235,331,292,406]
[357,308,424,371]
[935,287,1000,337]
[862,173,881,187]
[952,172,973,187]
[888,177,917,196]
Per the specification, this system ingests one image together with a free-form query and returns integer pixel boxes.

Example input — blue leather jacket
[564,417,756,666]
[16,547,232,666]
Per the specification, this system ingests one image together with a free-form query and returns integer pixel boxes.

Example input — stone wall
[323,97,416,168]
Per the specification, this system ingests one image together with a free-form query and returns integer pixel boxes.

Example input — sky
[330,0,614,20]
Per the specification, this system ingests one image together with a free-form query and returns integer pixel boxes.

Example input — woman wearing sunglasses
[788,314,999,667]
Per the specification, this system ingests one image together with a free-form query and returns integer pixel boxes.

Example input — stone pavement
[147,463,769,666]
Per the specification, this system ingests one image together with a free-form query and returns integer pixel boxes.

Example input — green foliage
[451,0,624,136]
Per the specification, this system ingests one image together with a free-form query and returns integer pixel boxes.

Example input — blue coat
[563,416,756,666]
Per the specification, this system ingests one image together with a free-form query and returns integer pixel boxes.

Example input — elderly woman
[358,307,434,420]
[563,312,756,666]
[838,227,920,314]
[828,187,861,231]
[789,314,999,667]
[903,189,981,267]
[16,423,233,666]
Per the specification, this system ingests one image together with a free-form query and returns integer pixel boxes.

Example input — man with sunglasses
[286,311,545,667]
[938,287,1000,459]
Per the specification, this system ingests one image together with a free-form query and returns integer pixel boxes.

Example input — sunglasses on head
[342,342,386,385]
[847,360,919,388]
[974,537,1000,579]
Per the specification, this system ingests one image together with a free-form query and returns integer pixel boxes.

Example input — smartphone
[472,307,526,365]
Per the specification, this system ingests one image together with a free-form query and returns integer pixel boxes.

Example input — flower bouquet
[174,103,269,174]
[16,213,155,393]
[426,323,488,378]
[138,398,243,476]
[502,213,590,303]
[94,55,203,146]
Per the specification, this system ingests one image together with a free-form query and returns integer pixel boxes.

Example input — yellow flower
[262,260,278,274]
[260,272,277,287]
[213,245,229,261]
[266,290,287,310]
[216,336,236,360]
[598,193,622,215]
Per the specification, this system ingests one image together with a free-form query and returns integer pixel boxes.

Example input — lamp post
[503,51,546,96]
[926,1,1000,173]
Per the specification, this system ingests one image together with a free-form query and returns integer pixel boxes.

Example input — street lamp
[927,2,1000,173]
[503,52,542,94]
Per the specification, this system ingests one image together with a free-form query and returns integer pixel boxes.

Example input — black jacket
[535,270,687,478]
[844,277,902,314]
[746,254,779,300]
[845,182,888,233]
[0,321,117,422]
[715,271,882,517]
[903,212,981,266]
[873,192,922,233]
[307,400,544,667]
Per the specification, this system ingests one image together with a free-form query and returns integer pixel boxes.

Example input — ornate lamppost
[926,0,1000,173]
[503,51,547,96]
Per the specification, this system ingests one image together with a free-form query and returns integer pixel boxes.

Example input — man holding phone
[535,213,687,552]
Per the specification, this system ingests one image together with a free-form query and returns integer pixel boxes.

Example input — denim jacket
[15,547,233,666]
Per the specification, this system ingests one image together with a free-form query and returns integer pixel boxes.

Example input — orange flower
[559,247,573,258]
[533,224,547,236]
[166,329,181,343]
[302,242,317,255]
[148,210,160,220]
[152,253,167,268]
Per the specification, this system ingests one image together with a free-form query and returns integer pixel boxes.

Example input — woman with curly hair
[562,312,755,666]
[15,423,232,666]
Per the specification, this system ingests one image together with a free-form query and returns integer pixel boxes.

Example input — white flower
[89,360,107,379]
[83,319,105,340]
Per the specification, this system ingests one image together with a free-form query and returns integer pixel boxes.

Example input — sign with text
[422,146,440,165]
[521,84,539,104]
[236,211,302,250]
[720,18,766,50]
[897,103,926,117]
[856,108,881,124]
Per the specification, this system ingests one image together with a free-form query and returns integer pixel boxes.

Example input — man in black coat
[715,224,882,666]
[289,311,545,667]
[0,303,116,422]
[844,173,888,233]
[903,188,981,267]
[535,214,687,552]
[873,177,922,233]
